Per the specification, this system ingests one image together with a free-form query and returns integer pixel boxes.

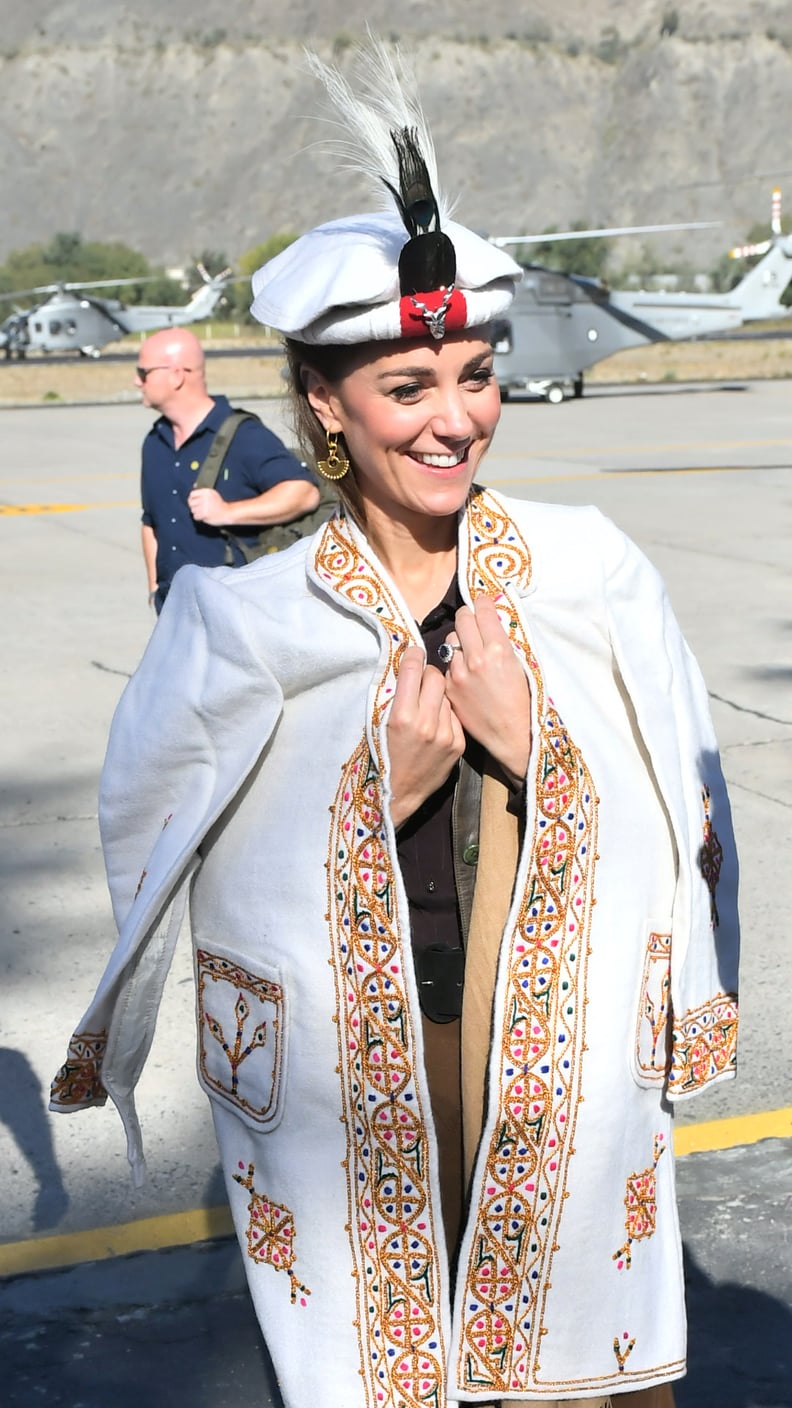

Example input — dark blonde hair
[283,338,366,525]
[283,325,498,527]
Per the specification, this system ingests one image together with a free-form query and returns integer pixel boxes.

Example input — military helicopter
[490,193,792,402]
[0,262,232,360]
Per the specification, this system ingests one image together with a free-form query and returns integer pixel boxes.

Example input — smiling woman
[298,333,502,608]
[52,36,739,1408]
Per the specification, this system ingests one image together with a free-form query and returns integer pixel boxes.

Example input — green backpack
[195,409,337,563]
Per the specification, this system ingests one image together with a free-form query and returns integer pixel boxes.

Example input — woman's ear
[302,365,341,434]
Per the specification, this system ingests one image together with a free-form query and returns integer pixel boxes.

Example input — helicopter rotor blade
[0,275,167,301]
[491,221,721,247]
[56,276,168,291]
[194,262,234,285]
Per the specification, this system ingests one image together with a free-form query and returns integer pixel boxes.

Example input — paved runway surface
[1,379,790,1405]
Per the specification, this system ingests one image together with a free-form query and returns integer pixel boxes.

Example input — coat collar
[306,484,534,637]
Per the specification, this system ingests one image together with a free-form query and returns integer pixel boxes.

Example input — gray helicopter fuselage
[22,294,124,353]
[494,240,792,397]
[492,267,659,391]
[0,277,228,357]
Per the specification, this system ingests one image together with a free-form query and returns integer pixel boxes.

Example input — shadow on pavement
[680,1243,792,1408]
[0,1047,69,1232]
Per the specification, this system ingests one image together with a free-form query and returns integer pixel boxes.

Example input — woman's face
[308,331,501,530]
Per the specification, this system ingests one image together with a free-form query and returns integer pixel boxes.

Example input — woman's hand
[387,646,466,828]
[442,596,532,787]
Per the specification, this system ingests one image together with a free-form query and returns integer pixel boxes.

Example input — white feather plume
[304,37,456,224]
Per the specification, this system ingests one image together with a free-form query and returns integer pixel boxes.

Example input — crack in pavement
[709,691,792,727]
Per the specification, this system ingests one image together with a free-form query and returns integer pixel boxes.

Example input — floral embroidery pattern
[613,1133,666,1269]
[456,491,599,1395]
[613,1332,636,1372]
[197,950,284,1125]
[699,786,723,927]
[668,993,738,1094]
[50,1029,108,1108]
[317,520,447,1408]
[232,1162,310,1305]
[634,932,672,1082]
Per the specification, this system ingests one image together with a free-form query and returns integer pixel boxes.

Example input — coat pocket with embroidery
[195,944,288,1132]
[631,928,673,1090]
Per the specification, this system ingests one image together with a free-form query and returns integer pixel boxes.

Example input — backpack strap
[194,410,258,490]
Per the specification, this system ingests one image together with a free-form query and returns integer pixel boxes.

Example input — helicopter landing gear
[573,374,584,398]
[79,346,102,359]
[546,382,565,404]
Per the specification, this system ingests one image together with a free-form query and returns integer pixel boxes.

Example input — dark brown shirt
[396,580,466,955]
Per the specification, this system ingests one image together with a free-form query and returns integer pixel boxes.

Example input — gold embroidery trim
[232,1162,310,1305]
[613,1132,667,1269]
[196,950,284,1125]
[50,1028,108,1108]
[634,932,672,1083]
[457,491,599,1395]
[317,518,447,1408]
[668,992,738,1094]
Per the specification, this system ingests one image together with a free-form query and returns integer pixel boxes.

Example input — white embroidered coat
[52,489,739,1407]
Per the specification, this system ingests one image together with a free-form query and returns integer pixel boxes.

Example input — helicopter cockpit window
[34,322,43,333]
[534,271,573,306]
[49,320,62,335]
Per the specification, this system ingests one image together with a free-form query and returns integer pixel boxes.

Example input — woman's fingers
[387,647,466,827]
[442,595,532,784]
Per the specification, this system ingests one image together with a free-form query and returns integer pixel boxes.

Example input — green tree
[225,233,299,320]
[0,233,186,306]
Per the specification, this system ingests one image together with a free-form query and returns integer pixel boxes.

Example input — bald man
[137,328,320,611]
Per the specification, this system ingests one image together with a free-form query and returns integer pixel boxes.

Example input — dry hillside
[2,2,792,268]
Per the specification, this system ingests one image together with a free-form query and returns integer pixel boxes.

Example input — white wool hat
[249,43,522,345]
[251,212,520,345]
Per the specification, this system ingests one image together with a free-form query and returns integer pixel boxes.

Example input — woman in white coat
[52,43,738,1408]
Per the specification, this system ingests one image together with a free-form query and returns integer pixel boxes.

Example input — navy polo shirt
[141,395,314,586]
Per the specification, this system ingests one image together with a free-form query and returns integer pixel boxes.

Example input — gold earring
[317,431,350,481]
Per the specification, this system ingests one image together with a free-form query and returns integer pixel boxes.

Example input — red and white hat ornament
[250,42,522,345]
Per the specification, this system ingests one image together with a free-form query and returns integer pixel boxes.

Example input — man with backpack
[137,327,322,613]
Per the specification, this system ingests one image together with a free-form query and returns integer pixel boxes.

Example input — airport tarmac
[1,377,791,1406]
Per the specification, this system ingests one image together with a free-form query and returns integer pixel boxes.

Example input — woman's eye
[390,382,423,402]
[469,366,494,388]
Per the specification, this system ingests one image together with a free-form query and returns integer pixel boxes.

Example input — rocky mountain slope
[2,2,791,271]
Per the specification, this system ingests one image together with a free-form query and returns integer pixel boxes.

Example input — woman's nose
[431,387,473,439]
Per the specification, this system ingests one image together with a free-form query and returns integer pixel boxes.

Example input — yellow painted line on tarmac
[0,1204,234,1278]
[1,1106,790,1281]
[0,501,137,515]
[674,1104,792,1156]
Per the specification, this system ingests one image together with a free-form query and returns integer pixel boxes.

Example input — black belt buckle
[415,944,465,1023]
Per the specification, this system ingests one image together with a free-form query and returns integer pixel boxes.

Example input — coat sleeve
[99,564,283,930]
[50,566,285,1179]
[595,510,739,1102]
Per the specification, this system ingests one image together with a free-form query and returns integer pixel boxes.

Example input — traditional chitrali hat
[250,41,522,345]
